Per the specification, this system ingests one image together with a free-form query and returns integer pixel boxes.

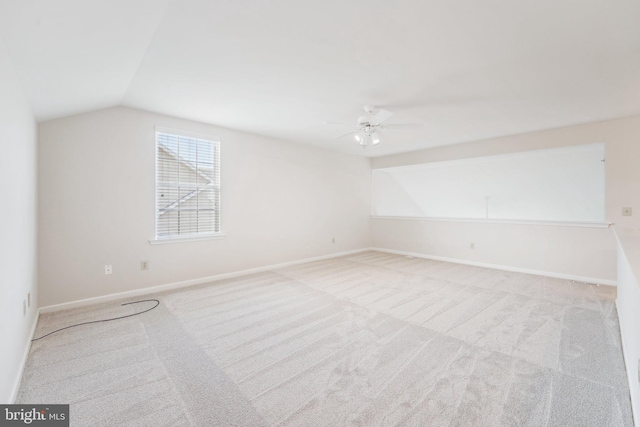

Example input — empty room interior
[2,0,640,426]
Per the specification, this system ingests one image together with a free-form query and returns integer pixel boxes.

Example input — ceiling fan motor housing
[363,125,375,135]
[358,116,371,126]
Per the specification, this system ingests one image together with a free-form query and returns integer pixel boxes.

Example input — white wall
[0,39,38,402]
[371,116,640,283]
[615,227,640,423]
[373,218,615,282]
[38,106,371,307]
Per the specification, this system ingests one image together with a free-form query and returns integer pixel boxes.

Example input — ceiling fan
[326,105,418,148]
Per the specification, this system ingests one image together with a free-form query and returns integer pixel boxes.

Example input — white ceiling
[1,0,640,157]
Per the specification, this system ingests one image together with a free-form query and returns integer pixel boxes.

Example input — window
[372,143,605,224]
[155,129,221,239]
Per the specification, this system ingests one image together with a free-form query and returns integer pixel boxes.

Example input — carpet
[17,251,633,426]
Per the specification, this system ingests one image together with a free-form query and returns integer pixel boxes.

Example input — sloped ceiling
[1,0,640,157]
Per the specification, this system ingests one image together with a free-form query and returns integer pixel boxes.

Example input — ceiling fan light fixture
[354,130,378,147]
[329,105,407,148]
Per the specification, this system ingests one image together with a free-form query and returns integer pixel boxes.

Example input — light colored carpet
[17,251,633,426]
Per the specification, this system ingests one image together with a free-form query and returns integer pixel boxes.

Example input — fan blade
[370,109,393,125]
[331,129,358,140]
[381,123,423,129]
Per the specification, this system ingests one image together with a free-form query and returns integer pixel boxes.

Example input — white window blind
[155,130,220,238]
[372,143,606,224]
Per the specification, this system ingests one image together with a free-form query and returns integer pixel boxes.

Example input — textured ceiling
[1,0,640,157]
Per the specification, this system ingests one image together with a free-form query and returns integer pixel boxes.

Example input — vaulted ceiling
[1,0,639,157]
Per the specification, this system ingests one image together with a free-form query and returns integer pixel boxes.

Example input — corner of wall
[0,35,39,404]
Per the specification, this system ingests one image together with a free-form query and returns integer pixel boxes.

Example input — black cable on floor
[32,299,160,341]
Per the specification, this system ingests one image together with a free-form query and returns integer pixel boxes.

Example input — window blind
[156,131,220,238]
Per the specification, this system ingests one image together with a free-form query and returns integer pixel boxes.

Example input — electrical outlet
[332,237,335,244]
[23,300,26,317]
[105,265,112,275]
[622,207,632,216]
[470,243,475,249]
[141,260,149,271]
[28,292,30,308]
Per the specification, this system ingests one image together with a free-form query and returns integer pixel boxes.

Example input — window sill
[371,216,612,229]
[149,234,226,245]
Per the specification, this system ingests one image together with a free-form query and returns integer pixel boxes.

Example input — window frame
[152,126,223,243]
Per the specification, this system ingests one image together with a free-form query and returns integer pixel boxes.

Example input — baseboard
[9,309,40,403]
[371,247,618,286]
[40,246,616,313]
[39,248,371,313]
